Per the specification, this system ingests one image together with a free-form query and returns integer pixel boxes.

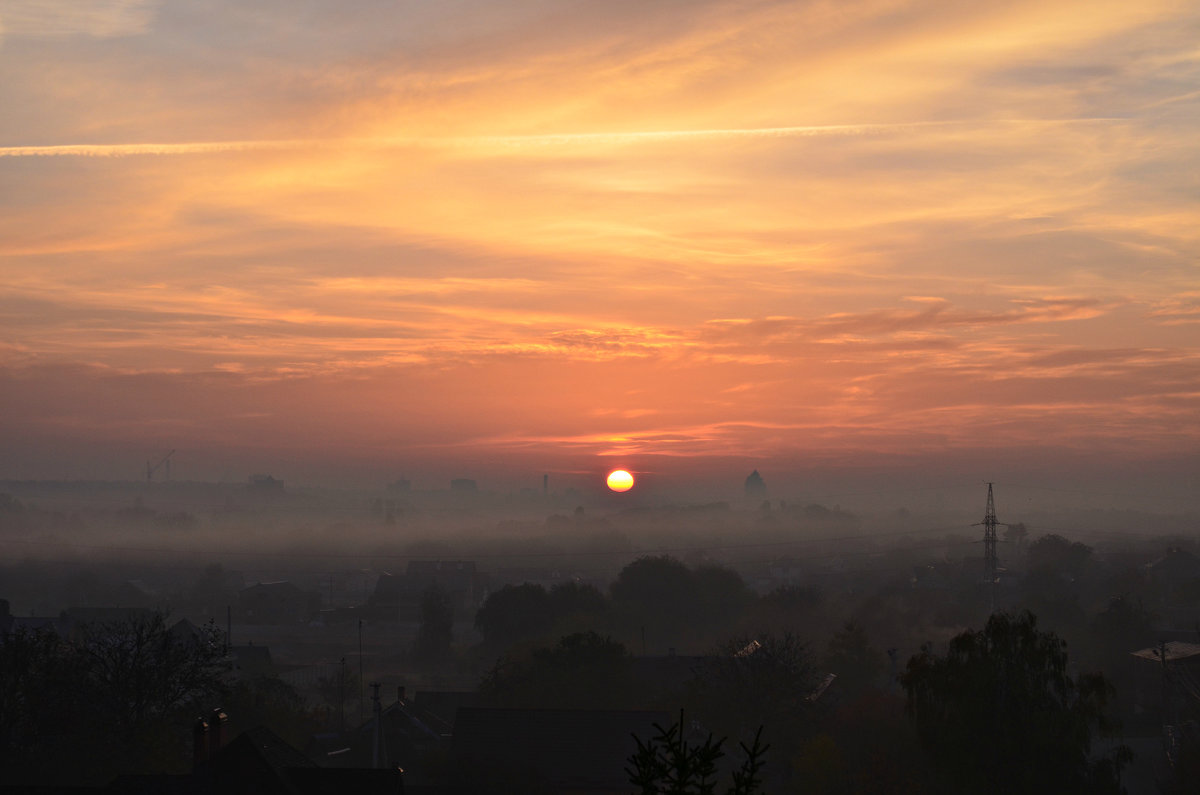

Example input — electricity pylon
[972,482,1007,612]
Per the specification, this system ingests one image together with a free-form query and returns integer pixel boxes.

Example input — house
[1145,547,1200,588]
[108,724,403,794]
[229,643,275,678]
[307,687,446,785]
[1131,641,1200,718]
[238,582,321,625]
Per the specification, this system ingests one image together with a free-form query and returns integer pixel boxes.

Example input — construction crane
[146,449,175,482]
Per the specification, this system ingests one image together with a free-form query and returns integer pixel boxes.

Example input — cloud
[0,0,158,39]
[1,0,1198,483]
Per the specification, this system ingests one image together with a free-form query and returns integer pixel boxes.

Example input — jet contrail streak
[0,118,1126,158]
[0,139,315,158]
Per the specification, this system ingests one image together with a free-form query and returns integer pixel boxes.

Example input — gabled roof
[1131,641,1200,662]
[1144,547,1200,579]
[208,727,401,795]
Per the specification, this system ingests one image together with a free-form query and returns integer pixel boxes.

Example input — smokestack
[397,686,406,704]
[543,474,548,496]
[209,709,227,759]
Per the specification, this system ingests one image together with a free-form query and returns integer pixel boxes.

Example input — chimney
[193,717,209,767]
[209,708,228,759]
[397,685,406,704]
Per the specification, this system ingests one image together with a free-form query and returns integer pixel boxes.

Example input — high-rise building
[744,469,766,501]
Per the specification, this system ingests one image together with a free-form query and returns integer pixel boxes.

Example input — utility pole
[371,682,384,769]
[358,619,365,725]
[1159,641,1171,729]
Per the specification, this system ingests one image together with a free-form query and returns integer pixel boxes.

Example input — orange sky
[1,1,1198,503]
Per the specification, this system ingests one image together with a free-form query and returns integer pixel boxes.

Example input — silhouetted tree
[474,582,553,648]
[548,580,608,617]
[222,675,321,749]
[627,709,768,795]
[823,621,885,697]
[687,632,817,781]
[1,614,226,785]
[1004,521,1029,552]
[692,565,755,629]
[1028,533,1093,577]
[0,627,84,784]
[79,613,226,735]
[611,556,693,617]
[793,691,928,795]
[414,584,454,662]
[611,556,753,650]
[902,610,1129,794]
[479,631,634,709]
[1088,593,1154,712]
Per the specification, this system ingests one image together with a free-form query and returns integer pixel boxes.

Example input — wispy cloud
[0,0,158,39]
[1,0,1198,482]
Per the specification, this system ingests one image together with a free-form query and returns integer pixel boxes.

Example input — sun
[606,469,634,492]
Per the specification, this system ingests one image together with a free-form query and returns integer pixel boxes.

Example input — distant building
[247,473,284,492]
[228,644,275,678]
[1145,547,1200,589]
[237,581,321,624]
[369,560,485,617]
[744,469,767,501]
[113,724,402,794]
[450,478,478,493]
[308,687,445,778]
[387,478,411,493]
[1131,641,1200,716]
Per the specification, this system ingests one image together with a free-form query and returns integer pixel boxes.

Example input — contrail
[0,118,1127,158]
[0,139,316,158]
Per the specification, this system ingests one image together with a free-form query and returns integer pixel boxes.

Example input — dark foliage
[627,709,768,795]
[222,675,323,750]
[0,613,227,785]
[1028,533,1094,576]
[414,583,454,662]
[478,631,635,709]
[611,556,752,650]
[902,610,1130,794]
[691,632,818,741]
[474,582,554,648]
[823,621,885,698]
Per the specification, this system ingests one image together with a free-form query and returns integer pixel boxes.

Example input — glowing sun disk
[606,469,634,492]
